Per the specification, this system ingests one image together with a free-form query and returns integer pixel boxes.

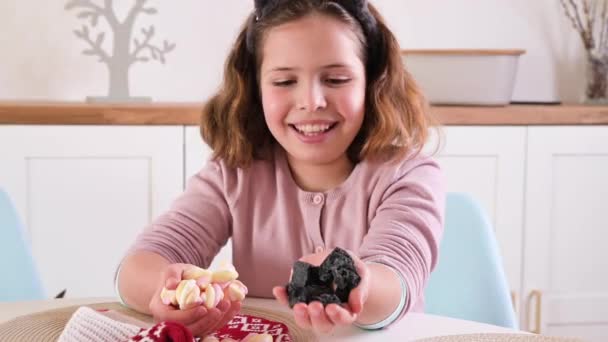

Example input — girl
[117,0,445,337]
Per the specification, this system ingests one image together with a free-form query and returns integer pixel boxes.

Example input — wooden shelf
[429,104,608,125]
[0,102,200,125]
[0,101,607,125]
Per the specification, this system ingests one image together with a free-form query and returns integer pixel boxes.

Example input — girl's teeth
[294,124,331,134]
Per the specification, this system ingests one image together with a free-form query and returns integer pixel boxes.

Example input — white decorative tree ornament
[66,0,176,102]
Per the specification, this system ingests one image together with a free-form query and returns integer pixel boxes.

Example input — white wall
[0,0,586,103]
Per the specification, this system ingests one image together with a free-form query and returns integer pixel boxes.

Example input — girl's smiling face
[259,14,366,167]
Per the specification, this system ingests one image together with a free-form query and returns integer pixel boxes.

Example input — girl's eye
[326,78,351,85]
[273,80,296,87]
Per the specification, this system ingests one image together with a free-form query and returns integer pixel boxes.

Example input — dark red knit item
[128,321,195,342]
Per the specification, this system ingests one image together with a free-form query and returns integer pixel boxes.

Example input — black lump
[285,247,361,307]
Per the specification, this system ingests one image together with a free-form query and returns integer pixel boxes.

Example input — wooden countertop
[1,101,608,125]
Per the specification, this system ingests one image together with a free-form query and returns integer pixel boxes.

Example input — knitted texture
[58,306,195,342]
[58,307,141,342]
[56,304,297,341]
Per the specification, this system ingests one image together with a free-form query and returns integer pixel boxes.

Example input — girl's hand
[148,263,242,337]
[272,250,370,334]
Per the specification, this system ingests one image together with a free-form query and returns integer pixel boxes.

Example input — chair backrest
[424,192,518,329]
[0,188,45,301]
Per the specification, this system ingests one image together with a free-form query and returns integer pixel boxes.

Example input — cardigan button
[312,194,324,205]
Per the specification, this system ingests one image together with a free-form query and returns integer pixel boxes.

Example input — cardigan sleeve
[358,155,446,326]
[125,160,233,268]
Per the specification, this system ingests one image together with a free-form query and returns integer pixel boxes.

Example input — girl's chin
[284,147,348,166]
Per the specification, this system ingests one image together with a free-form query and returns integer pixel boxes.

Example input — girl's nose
[296,81,327,112]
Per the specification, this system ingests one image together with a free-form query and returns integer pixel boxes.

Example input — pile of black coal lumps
[285,247,361,307]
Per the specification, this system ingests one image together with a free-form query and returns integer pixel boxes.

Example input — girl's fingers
[272,286,290,307]
[163,265,186,290]
[293,303,312,329]
[326,303,357,325]
[188,308,223,337]
[164,277,180,290]
[307,301,334,334]
[212,300,242,332]
[348,284,367,315]
[153,301,207,325]
[216,299,230,313]
[349,259,370,314]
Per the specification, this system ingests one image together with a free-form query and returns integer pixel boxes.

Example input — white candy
[182,266,213,281]
[160,287,177,306]
[212,262,239,283]
[242,333,273,342]
[204,283,217,309]
[160,263,247,310]
[201,337,220,342]
[196,275,212,289]
[214,283,224,303]
[175,279,202,310]
[225,280,248,302]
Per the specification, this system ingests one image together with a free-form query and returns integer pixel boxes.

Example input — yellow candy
[182,266,212,281]
[196,275,212,289]
[211,266,239,283]
[211,263,239,283]
[201,337,220,342]
[204,283,217,309]
[226,280,248,301]
[175,279,201,310]
[214,283,224,303]
[242,333,273,342]
[160,287,177,306]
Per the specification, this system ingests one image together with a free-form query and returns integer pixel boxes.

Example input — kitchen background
[1,1,607,342]
[0,0,588,103]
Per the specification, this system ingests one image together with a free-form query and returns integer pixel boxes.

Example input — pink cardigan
[126,147,445,324]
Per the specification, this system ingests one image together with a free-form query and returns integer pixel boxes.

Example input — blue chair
[0,188,45,301]
[425,192,518,329]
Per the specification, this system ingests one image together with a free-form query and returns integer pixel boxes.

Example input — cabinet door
[524,126,608,341]
[184,126,232,270]
[0,126,183,298]
[427,126,526,314]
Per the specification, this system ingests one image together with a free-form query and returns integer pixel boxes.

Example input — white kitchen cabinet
[523,126,608,341]
[0,126,183,298]
[428,126,527,315]
[184,126,232,270]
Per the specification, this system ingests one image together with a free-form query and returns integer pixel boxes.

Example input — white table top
[0,297,527,341]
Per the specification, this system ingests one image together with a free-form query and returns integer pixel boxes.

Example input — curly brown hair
[201,1,437,168]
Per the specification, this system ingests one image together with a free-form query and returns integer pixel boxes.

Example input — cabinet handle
[527,290,543,334]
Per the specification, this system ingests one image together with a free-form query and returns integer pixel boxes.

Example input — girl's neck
[286,153,354,193]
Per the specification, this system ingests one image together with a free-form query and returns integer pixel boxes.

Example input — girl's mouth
[289,122,338,137]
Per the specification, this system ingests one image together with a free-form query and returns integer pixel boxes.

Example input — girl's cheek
[336,94,364,119]
[263,89,291,114]
[265,86,290,100]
